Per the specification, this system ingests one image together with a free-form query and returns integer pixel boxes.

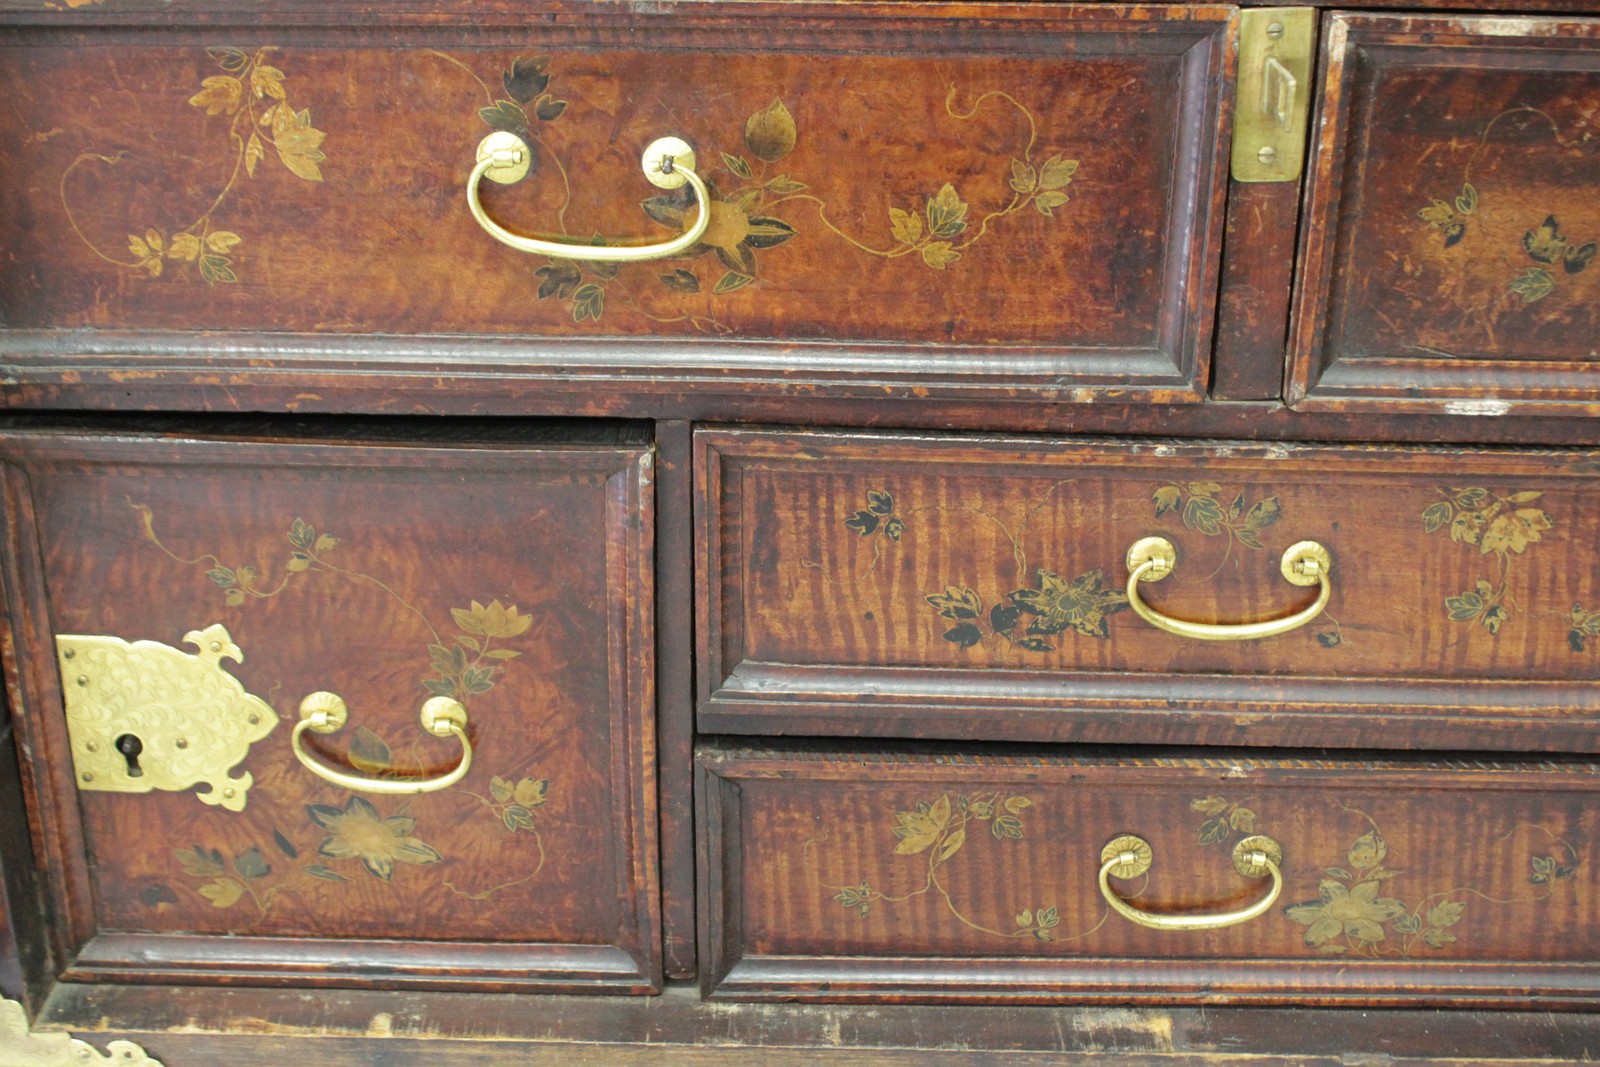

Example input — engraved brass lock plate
[58,623,278,812]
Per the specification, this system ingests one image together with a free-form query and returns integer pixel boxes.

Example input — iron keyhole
[114,733,144,778]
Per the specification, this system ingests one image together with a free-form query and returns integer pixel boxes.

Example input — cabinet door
[0,2,1232,404]
[0,423,658,992]
[1290,14,1600,415]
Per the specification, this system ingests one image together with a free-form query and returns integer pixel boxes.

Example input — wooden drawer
[0,2,1231,403]
[699,747,1600,1006]
[697,428,1600,751]
[0,421,659,992]
[1290,14,1600,416]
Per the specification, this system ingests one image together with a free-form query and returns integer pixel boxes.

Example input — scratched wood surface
[1289,14,1600,415]
[700,748,1600,1006]
[0,424,659,991]
[697,427,1600,749]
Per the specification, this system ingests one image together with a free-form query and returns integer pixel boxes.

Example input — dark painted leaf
[843,510,879,536]
[1015,637,1054,653]
[866,490,894,516]
[640,194,689,228]
[1245,497,1282,530]
[1182,495,1224,536]
[422,677,457,697]
[659,268,700,293]
[272,830,299,859]
[501,56,551,104]
[478,99,530,136]
[743,216,797,250]
[233,847,270,881]
[1196,817,1228,844]
[941,622,983,648]
[142,884,179,907]
[712,271,755,294]
[1564,241,1596,275]
[1421,501,1453,534]
[1445,593,1484,621]
[720,152,753,180]
[1523,215,1565,264]
[207,47,251,72]
[883,517,904,541]
[1392,912,1423,934]
[571,283,605,323]
[1233,528,1264,551]
[533,94,567,121]
[1443,221,1466,248]
[535,263,581,301]
[462,666,496,694]
[990,604,1021,635]
[199,253,237,285]
[991,815,1024,840]
[715,243,758,277]
[504,805,538,831]
[767,175,808,195]
[288,518,315,549]
[1152,485,1182,517]
[1316,630,1343,648]
[744,98,796,162]
[206,566,236,588]
[1481,605,1509,635]
[348,726,392,775]
[304,864,348,882]
[1571,629,1589,653]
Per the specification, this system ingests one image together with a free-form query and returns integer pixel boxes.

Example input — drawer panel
[0,423,658,992]
[697,429,1600,750]
[1289,14,1600,415]
[0,3,1231,401]
[699,747,1600,1006]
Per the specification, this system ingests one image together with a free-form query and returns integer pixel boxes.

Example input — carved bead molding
[0,998,165,1066]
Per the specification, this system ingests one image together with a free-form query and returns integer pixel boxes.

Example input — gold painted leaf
[251,64,287,100]
[245,131,265,177]
[1038,156,1079,190]
[920,241,960,270]
[1480,508,1551,557]
[189,75,243,116]
[713,271,755,294]
[144,228,165,255]
[1229,807,1257,833]
[888,207,923,247]
[1033,190,1070,216]
[490,775,513,803]
[128,234,154,260]
[1348,830,1386,871]
[1509,267,1555,304]
[347,726,392,775]
[175,845,226,878]
[198,877,244,908]
[1004,796,1032,814]
[515,777,549,807]
[767,175,808,196]
[276,122,327,182]
[1418,200,1455,227]
[572,283,605,322]
[1191,796,1227,815]
[744,98,796,163]
[207,231,243,254]
[166,233,202,261]
[721,152,754,180]
[937,827,966,863]
[1427,900,1466,928]
[925,183,968,239]
[1455,182,1478,216]
[1009,159,1037,194]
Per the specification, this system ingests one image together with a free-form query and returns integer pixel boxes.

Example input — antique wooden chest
[1,0,1599,1063]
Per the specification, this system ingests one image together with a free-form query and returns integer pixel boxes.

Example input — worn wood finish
[0,423,659,991]
[697,427,1600,749]
[0,3,1232,403]
[700,746,1600,1006]
[655,420,696,979]
[1289,14,1600,416]
[21,983,1600,1066]
[1210,180,1304,400]
[0,720,51,1012]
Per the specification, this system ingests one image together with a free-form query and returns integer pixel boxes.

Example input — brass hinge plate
[59,623,278,811]
[1231,8,1317,183]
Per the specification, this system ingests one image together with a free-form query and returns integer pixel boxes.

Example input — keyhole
[114,734,144,778]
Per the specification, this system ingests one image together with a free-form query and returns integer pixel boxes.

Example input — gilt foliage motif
[456,53,1084,329]
[133,503,556,910]
[1420,486,1552,636]
[1415,107,1596,310]
[63,47,327,284]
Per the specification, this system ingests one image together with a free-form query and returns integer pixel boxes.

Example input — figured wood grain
[1288,13,1600,415]
[0,3,1232,403]
[697,428,1600,749]
[700,747,1600,1006]
[1210,181,1303,400]
[0,426,659,991]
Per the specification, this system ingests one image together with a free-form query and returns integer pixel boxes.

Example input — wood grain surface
[0,425,659,991]
[700,746,1600,1006]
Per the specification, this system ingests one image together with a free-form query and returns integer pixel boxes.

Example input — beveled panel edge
[1285,12,1600,417]
[64,933,657,994]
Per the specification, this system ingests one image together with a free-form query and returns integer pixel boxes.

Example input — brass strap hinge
[1231,8,1317,183]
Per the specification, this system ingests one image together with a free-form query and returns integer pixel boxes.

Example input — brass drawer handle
[467,132,711,262]
[1099,833,1284,931]
[1124,536,1332,641]
[291,692,472,795]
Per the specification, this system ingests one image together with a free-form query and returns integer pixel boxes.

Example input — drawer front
[0,3,1231,401]
[1289,14,1600,415]
[697,428,1600,750]
[700,748,1600,1005]
[0,425,658,992]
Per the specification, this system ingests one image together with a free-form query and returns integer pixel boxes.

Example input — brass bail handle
[291,691,472,795]
[467,131,711,262]
[1124,536,1332,641]
[1099,834,1285,931]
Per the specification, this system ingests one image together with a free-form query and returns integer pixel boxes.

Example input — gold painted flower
[450,598,533,639]
[1007,568,1128,640]
[307,796,442,881]
[641,190,796,293]
[1284,879,1407,946]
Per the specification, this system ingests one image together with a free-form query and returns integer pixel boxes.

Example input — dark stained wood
[1289,14,1600,416]
[0,720,52,1012]
[0,4,1233,404]
[700,746,1600,1006]
[1210,181,1302,400]
[655,420,696,979]
[697,427,1600,750]
[0,424,660,991]
[26,982,1600,1066]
